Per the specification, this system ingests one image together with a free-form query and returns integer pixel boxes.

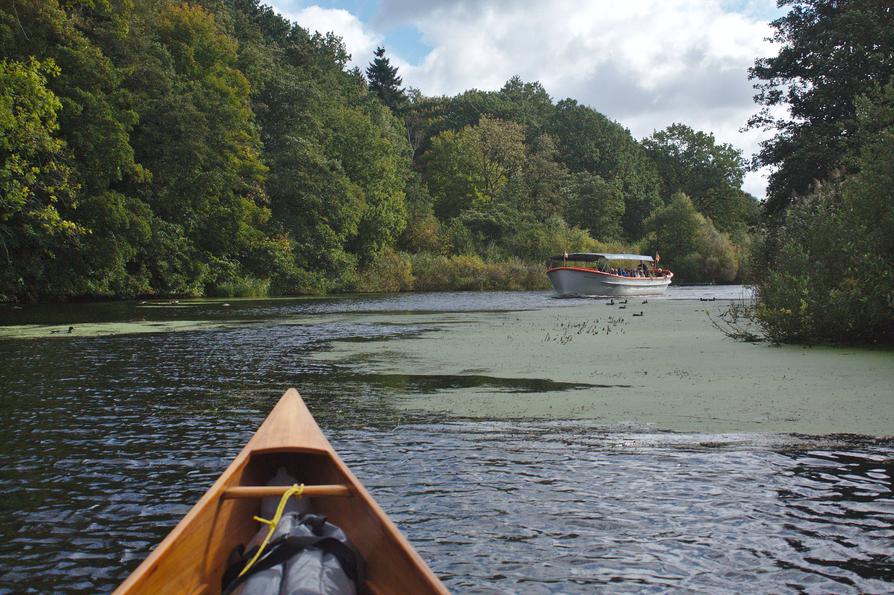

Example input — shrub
[208,276,271,298]
[642,193,739,282]
[753,178,893,343]
[357,249,414,292]
[410,252,549,291]
[410,252,453,291]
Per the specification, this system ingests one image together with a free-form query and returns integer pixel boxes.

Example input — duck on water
[547,252,673,297]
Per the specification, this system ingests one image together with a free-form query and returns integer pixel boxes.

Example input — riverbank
[313,295,894,436]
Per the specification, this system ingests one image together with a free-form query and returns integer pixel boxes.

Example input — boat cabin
[548,253,668,278]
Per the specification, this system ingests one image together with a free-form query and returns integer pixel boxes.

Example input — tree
[366,46,406,113]
[0,0,152,299]
[548,99,661,239]
[509,133,570,220]
[423,116,526,219]
[643,124,743,198]
[330,103,411,262]
[643,193,738,283]
[0,58,81,300]
[752,84,894,343]
[228,4,412,285]
[407,77,555,159]
[496,77,554,138]
[565,172,625,241]
[643,123,754,233]
[747,0,894,212]
[127,3,271,293]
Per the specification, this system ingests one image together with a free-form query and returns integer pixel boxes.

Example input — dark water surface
[0,290,891,593]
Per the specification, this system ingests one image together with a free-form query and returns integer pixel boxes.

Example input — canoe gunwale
[114,389,448,595]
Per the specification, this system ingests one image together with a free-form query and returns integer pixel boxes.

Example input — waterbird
[632,312,644,317]
[620,299,628,304]
[619,305,627,310]
[50,326,75,334]
[606,299,615,306]
[642,300,648,304]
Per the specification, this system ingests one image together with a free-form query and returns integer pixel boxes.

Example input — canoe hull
[547,267,672,297]
[115,389,447,595]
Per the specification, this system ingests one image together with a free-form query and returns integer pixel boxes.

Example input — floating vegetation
[540,315,631,344]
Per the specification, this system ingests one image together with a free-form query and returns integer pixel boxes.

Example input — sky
[267,0,787,199]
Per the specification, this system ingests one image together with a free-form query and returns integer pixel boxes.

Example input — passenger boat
[115,388,448,595]
[547,252,673,297]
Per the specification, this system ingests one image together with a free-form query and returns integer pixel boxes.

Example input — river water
[0,290,891,593]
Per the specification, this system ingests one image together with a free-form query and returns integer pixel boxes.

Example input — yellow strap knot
[238,483,305,578]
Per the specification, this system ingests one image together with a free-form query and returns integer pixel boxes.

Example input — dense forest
[2,0,891,343]
[0,0,758,302]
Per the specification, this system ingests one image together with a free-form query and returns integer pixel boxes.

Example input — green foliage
[410,252,549,291]
[643,123,756,235]
[503,216,600,263]
[744,0,893,344]
[644,124,744,196]
[548,99,662,238]
[331,102,411,262]
[747,0,894,211]
[0,0,149,300]
[423,116,526,219]
[511,133,569,220]
[357,248,414,293]
[752,85,894,343]
[0,0,758,300]
[398,178,444,254]
[643,193,739,283]
[366,46,406,113]
[496,77,555,137]
[0,57,84,299]
[208,276,271,298]
[137,3,270,292]
[565,172,625,241]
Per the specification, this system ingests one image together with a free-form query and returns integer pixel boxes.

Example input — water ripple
[0,298,890,593]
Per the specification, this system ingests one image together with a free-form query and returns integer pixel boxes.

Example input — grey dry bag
[222,469,364,595]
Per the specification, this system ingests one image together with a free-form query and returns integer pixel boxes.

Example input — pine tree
[366,47,406,113]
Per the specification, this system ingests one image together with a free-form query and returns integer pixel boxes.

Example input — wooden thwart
[115,389,448,594]
[222,484,352,499]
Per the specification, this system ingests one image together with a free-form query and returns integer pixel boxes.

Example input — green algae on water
[313,300,894,436]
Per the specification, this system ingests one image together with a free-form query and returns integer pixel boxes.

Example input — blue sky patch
[383,24,431,65]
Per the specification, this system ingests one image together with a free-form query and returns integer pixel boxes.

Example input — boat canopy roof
[550,252,654,262]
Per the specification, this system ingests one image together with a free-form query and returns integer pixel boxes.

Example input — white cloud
[387,1,780,195]
[272,1,783,198]
[276,5,383,70]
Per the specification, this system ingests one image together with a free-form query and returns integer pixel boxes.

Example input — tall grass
[410,252,549,291]
[207,276,271,298]
[356,249,415,292]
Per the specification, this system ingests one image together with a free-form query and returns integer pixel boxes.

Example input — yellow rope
[238,483,305,578]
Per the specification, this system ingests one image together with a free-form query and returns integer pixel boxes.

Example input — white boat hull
[547,267,672,297]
